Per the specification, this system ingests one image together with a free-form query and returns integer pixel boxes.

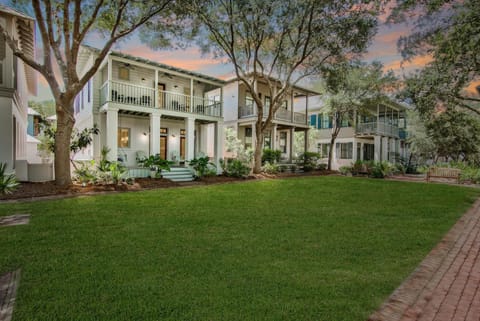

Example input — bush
[370,161,394,179]
[221,159,251,178]
[0,163,19,195]
[189,156,216,178]
[74,161,97,186]
[339,166,352,176]
[262,149,281,164]
[317,163,327,171]
[137,154,173,175]
[262,162,279,174]
[299,152,320,172]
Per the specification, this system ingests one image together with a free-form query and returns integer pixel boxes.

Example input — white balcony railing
[238,105,306,125]
[99,80,222,117]
[356,122,399,137]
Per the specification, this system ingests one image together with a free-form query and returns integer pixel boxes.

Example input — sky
[3,1,432,102]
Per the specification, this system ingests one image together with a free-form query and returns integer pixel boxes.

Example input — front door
[160,136,167,160]
[158,83,166,108]
[180,137,186,160]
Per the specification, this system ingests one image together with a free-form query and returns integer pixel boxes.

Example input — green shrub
[138,154,173,175]
[339,166,352,176]
[262,149,282,164]
[74,161,97,186]
[317,163,327,171]
[189,156,216,178]
[0,163,19,195]
[299,152,320,172]
[370,161,394,179]
[221,159,251,178]
[262,162,279,174]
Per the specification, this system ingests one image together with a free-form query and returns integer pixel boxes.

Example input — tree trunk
[253,128,264,174]
[327,133,337,171]
[54,106,75,186]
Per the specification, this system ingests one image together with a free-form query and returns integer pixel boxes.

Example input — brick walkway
[0,270,20,321]
[369,198,480,321]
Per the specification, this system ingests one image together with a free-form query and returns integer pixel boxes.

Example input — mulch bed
[0,171,335,202]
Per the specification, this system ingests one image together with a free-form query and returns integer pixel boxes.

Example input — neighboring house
[74,46,225,174]
[216,74,318,161]
[307,96,409,170]
[0,5,37,181]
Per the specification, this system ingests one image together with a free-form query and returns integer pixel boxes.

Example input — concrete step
[161,167,194,182]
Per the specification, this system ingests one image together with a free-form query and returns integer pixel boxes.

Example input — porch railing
[356,122,399,137]
[99,80,222,117]
[238,105,306,125]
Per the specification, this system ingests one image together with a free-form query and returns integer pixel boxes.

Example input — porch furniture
[426,167,461,184]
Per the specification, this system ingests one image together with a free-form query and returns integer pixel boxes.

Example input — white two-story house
[307,96,409,170]
[0,5,37,181]
[215,74,318,161]
[74,46,225,175]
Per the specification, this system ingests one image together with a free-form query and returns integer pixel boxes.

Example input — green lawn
[0,176,478,321]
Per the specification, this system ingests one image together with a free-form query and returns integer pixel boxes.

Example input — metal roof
[0,4,34,21]
[82,45,225,85]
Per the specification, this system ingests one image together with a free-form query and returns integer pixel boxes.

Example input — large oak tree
[179,0,379,173]
[1,0,175,185]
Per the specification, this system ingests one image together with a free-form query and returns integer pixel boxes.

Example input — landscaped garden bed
[0,176,477,320]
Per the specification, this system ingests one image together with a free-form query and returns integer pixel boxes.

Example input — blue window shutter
[310,114,317,127]
[329,115,333,128]
[318,114,323,129]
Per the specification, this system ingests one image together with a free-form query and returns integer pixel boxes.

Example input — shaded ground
[0,170,333,201]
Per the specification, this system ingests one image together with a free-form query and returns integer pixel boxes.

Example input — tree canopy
[2,0,177,185]
[390,0,480,117]
[177,0,380,172]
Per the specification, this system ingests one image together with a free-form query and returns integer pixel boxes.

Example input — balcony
[99,80,222,118]
[238,106,307,125]
[356,122,400,138]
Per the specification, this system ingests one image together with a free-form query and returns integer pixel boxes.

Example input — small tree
[320,61,397,170]
[1,0,177,186]
[180,0,379,173]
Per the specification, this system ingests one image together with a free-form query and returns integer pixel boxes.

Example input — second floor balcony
[100,80,222,118]
[239,105,307,125]
[356,121,400,138]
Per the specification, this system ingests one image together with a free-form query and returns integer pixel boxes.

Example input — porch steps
[161,167,194,182]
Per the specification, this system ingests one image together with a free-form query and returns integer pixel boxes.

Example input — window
[119,67,129,80]
[118,128,130,148]
[282,100,288,109]
[336,142,353,159]
[264,131,271,149]
[265,96,271,110]
[245,95,254,109]
[180,129,186,136]
[317,143,330,158]
[245,127,252,148]
[160,128,168,135]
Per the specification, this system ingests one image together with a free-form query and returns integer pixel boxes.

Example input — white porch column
[374,135,381,162]
[190,78,194,113]
[150,113,161,156]
[289,127,295,162]
[382,136,389,161]
[154,70,159,108]
[214,121,224,174]
[272,124,278,150]
[185,117,195,161]
[352,139,357,162]
[304,129,309,153]
[105,107,118,161]
[107,55,112,101]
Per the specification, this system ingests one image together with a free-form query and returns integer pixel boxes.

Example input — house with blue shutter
[306,96,409,170]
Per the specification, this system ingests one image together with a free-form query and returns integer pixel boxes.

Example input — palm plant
[0,163,19,195]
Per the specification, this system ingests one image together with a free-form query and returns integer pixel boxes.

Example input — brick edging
[367,198,480,321]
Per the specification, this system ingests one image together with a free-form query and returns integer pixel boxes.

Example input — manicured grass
[0,177,478,321]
